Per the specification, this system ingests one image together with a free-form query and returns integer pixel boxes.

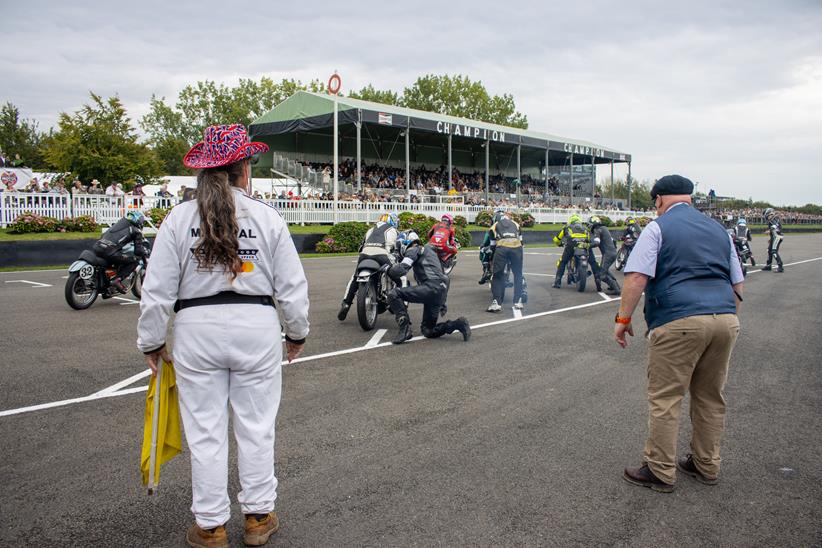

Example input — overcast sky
[3,0,821,205]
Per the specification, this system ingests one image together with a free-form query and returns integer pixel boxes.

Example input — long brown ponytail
[193,161,246,278]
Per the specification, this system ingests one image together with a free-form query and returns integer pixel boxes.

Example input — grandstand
[249,92,634,207]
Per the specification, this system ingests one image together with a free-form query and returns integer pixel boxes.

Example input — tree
[598,177,653,210]
[43,93,161,187]
[348,84,400,106]
[400,75,528,128]
[141,77,326,174]
[0,102,46,168]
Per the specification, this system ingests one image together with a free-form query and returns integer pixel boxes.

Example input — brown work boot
[623,463,675,493]
[244,511,279,546]
[186,524,228,548]
[677,453,719,485]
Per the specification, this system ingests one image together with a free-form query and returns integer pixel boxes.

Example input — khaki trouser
[644,314,740,484]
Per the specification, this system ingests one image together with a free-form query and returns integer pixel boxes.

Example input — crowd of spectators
[713,208,822,224]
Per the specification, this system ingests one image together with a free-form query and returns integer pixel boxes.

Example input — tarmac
[0,233,820,546]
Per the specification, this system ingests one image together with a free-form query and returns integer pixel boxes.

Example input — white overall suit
[137,187,310,528]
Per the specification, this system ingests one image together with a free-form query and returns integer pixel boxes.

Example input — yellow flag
[140,361,182,487]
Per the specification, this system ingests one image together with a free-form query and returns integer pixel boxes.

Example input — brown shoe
[244,511,279,546]
[677,454,719,485]
[623,463,675,493]
[186,524,228,548]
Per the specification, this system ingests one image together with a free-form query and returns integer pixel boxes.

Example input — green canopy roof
[250,91,631,163]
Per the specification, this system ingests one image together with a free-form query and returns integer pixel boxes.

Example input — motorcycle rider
[734,217,755,266]
[338,212,399,321]
[762,207,784,272]
[92,209,149,293]
[385,231,471,344]
[552,213,589,288]
[428,213,459,265]
[478,208,505,285]
[487,210,525,312]
[587,215,621,294]
[623,216,642,241]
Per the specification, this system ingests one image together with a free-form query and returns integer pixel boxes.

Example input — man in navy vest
[613,175,744,492]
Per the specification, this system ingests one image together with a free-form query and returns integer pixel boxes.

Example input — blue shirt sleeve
[624,221,661,278]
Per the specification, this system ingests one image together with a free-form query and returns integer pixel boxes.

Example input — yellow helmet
[626,216,636,225]
[569,214,582,224]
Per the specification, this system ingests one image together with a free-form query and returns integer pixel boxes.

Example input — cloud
[2,0,821,204]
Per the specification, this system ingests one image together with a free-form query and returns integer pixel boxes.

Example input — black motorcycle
[733,235,754,278]
[65,242,149,310]
[615,234,636,271]
[566,242,591,292]
[353,255,397,331]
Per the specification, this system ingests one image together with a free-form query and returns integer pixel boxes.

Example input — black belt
[174,291,275,312]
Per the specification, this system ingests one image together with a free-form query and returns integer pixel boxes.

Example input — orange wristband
[615,313,632,325]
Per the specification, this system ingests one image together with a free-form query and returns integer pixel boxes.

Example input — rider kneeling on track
[338,212,400,321]
[385,231,471,345]
[92,210,149,294]
[486,210,526,312]
[552,213,589,288]
[587,215,621,295]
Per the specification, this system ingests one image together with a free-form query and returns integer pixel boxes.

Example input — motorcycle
[64,242,149,310]
[441,242,460,276]
[615,235,636,271]
[733,236,754,278]
[353,255,397,331]
[565,242,591,292]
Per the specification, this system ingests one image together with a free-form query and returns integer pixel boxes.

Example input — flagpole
[147,361,163,495]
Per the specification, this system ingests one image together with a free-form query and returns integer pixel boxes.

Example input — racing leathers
[588,224,620,294]
[338,221,398,320]
[732,225,755,266]
[386,243,470,344]
[552,221,589,288]
[489,216,525,307]
[764,217,784,271]
[478,231,494,284]
[427,221,458,263]
[623,223,642,242]
[92,216,149,286]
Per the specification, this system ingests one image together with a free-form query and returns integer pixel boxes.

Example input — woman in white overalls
[137,124,310,548]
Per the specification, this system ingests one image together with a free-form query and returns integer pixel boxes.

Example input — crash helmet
[763,207,775,220]
[387,212,399,228]
[588,215,602,227]
[441,213,453,226]
[737,217,747,226]
[126,210,145,228]
[626,216,636,225]
[568,213,582,224]
[399,230,420,256]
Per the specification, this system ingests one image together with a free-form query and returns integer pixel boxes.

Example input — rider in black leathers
[761,207,784,272]
[92,210,149,292]
[386,231,471,344]
[587,216,621,294]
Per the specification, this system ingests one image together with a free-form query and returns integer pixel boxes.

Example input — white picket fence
[0,192,651,229]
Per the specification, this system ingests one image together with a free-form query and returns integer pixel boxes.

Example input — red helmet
[441,213,453,226]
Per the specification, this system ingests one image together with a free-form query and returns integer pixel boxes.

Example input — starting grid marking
[4,280,52,288]
[1,255,821,419]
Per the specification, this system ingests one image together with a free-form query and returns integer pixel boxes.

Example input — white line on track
[2,255,821,419]
[91,369,152,397]
[113,296,140,305]
[4,280,52,288]
[365,329,387,348]
[524,272,554,277]
[598,292,612,301]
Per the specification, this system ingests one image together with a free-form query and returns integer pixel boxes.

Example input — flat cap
[650,174,694,199]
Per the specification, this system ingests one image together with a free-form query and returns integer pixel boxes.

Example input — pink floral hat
[183,124,269,169]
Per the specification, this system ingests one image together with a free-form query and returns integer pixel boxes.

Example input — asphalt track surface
[1,234,820,547]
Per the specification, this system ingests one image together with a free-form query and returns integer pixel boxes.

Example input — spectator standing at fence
[106,182,125,197]
[615,175,743,493]
[156,182,173,198]
[137,124,309,547]
[71,179,87,195]
[88,179,103,195]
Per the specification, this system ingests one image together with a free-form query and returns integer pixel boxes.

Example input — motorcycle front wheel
[357,279,379,331]
[131,269,145,299]
[576,258,587,292]
[615,246,628,271]
[65,272,99,310]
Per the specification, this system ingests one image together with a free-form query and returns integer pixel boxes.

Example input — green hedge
[148,207,170,228]
[314,221,370,253]
[7,212,98,234]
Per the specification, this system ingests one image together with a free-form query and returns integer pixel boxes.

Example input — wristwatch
[615,313,632,325]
